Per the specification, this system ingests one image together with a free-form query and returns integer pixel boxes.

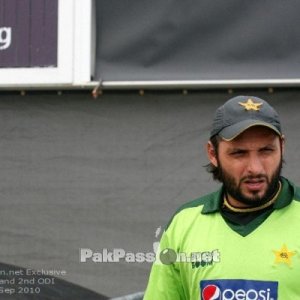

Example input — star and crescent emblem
[239,99,263,111]
[273,244,296,267]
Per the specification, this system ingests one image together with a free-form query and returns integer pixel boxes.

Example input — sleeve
[143,226,185,300]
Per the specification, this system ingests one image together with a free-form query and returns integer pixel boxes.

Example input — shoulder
[292,182,300,201]
[283,177,300,202]
[165,189,222,231]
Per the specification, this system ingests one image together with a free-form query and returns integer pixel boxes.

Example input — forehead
[220,126,280,148]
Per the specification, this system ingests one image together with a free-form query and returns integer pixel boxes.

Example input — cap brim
[219,120,282,141]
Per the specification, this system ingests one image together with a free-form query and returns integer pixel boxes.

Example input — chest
[177,208,300,299]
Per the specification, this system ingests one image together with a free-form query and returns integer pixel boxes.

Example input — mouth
[243,178,266,192]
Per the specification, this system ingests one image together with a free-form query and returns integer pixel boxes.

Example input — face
[207,126,284,207]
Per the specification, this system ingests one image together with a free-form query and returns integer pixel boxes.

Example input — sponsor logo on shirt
[191,249,220,269]
[200,279,278,300]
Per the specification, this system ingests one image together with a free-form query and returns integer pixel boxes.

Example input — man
[144,96,300,300]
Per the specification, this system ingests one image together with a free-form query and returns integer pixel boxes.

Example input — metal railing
[110,291,144,300]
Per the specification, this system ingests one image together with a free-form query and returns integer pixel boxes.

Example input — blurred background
[1,1,300,299]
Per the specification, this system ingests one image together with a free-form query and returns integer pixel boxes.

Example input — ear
[206,141,218,167]
[280,135,285,155]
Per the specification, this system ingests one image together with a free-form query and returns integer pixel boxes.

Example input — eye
[230,149,246,157]
[260,147,274,153]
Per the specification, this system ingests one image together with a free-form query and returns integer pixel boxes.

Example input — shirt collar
[201,176,294,214]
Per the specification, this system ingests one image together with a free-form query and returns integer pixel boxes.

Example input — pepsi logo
[202,284,220,300]
[200,279,278,300]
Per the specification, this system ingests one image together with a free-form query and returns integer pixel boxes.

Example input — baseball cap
[210,95,282,140]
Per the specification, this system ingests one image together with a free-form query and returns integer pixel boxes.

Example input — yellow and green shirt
[144,177,300,300]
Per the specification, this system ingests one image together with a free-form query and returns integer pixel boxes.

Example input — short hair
[205,134,222,182]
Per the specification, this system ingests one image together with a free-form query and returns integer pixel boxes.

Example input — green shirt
[144,177,300,300]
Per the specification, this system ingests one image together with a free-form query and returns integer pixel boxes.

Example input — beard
[218,158,283,207]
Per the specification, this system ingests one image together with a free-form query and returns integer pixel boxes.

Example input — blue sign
[201,279,278,300]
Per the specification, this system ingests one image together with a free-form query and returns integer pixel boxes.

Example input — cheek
[267,156,282,172]
[228,163,245,179]
[219,156,244,178]
[262,150,281,165]
[218,152,239,170]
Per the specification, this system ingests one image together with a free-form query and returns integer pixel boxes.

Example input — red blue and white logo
[202,284,221,300]
[201,279,278,300]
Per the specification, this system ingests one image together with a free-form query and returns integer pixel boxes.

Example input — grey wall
[0,90,300,298]
[95,0,300,81]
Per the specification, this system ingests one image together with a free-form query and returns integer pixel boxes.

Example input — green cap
[210,96,282,141]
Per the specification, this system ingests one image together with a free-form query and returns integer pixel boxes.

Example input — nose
[246,153,264,175]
